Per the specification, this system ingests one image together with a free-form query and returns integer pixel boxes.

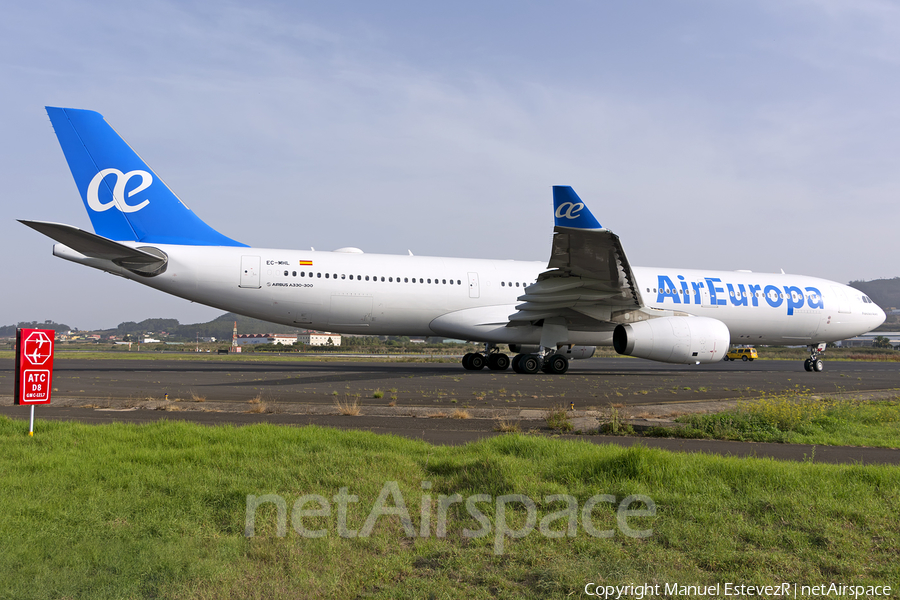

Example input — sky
[2,0,899,330]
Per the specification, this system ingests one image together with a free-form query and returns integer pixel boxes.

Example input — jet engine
[613,317,730,364]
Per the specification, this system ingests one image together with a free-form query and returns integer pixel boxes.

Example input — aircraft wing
[508,187,643,328]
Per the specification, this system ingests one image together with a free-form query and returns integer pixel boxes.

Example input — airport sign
[15,328,55,405]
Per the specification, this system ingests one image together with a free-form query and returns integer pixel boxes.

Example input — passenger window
[342,274,346,279]
[442,279,446,284]
[283,270,288,276]
[292,271,297,277]
[515,282,519,287]
[381,277,385,282]
[404,278,408,283]
[428,279,432,284]
[301,272,305,277]
[317,273,321,278]
[365,276,370,281]
[325,273,330,278]
[389,277,393,282]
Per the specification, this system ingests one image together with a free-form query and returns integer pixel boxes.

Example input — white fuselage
[54,243,884,346]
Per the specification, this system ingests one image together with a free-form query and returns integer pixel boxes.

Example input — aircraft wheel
[803,359,812,372]
[469,353,486,370]
[519,354,541,374]
[487,353,510,371]
[511,354,523,373]
[741,355,749,362]
[723,356,729,362]
[462,353,473,370]
[546,354,569,375]
[813,359,824,372]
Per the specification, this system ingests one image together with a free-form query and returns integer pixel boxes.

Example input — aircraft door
[830,286,851,313]
[467,272,480,299]
[239,256,261,289]
[699,284,716,308]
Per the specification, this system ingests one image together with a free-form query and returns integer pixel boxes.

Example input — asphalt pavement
[2,355,898,464]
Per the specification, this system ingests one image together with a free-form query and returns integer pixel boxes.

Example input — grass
[493,419,521,433]
[599,404,634,436]
[545,407,573,432]
[650,394,900,448]
[0,417,897,598]
[335,396,362,416]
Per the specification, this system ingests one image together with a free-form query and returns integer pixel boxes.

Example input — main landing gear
[462,344,510,371]
[510,351,569,374]
[461,345,569,375]
[803,343,827,372]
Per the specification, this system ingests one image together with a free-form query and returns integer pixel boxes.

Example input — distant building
[840,332,900,348]
[297,331,341,346]
[235,333,298,346]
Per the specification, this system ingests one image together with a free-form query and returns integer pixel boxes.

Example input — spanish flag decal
[299,260,313,266]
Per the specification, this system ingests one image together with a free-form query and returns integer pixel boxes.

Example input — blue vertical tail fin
[552,186,603,230]
[46,107,246,246]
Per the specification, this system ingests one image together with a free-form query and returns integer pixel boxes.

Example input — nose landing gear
[803,343,827,372]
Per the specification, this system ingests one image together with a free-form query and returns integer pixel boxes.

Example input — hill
[849,277,900,311]
[0,320,72,338]
[114,313,304,341]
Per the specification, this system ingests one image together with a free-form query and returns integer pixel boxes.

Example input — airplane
[21,107,885,375]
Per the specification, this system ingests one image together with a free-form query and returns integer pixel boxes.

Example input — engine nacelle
[613,317,730,364]
[554,345,596,360]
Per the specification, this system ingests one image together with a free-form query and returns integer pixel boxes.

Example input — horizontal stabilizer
[19,220,167,275]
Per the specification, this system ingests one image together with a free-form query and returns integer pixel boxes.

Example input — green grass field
[651,395,900,448]
[2,417,897,599]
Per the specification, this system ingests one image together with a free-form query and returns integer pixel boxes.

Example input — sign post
[14,328,55,436]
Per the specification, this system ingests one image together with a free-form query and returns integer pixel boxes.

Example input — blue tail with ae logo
[46,107,246,246]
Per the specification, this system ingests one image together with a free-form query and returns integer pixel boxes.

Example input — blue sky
[3,0,899,329]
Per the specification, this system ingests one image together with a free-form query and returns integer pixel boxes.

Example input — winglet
[552,186,602,230]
